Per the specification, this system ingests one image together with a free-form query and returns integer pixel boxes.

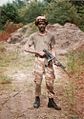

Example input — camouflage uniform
[34,57,55,98]
[25,31,56,98]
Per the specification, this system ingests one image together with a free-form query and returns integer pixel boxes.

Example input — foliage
[70,0,84,6]
[45,0,81,25]
[23,1,45,23]
[13,0,25,8]
[69,0,84,31]
[0,0,84,31]
[44,0,52,3]
[0,3,21,29]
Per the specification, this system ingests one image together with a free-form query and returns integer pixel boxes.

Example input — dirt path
[0,44,77,119]
[0,67,71,119]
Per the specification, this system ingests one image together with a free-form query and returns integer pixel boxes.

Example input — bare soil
[0,43,83,119]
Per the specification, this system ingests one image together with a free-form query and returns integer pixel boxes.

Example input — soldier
[24,16,61,110]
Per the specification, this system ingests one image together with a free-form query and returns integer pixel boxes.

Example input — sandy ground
[0,44,79,119]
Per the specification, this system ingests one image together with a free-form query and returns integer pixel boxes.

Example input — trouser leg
[34,72,42,96]
[45,65,61,110]
[34,57,45,97]
[33,57,44,108]
[45,65,55,98]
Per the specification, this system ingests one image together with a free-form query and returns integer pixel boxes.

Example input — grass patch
[64,80,76,110]
[0,42,34,84]
[0,42,34,69]
[67,51,84,74]
[0,74,11,84]
[0,50,19,67]
[0,42,20,68]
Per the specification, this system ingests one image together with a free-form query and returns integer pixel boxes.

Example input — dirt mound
[47,23,84,54]
[73,42,84,51]
[7,23,36,44]
[7,23,84,54]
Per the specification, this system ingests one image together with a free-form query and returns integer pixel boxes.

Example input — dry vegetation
[0,22,23,41]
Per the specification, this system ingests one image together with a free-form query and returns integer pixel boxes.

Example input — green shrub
[23,1,45,23]
[45,0,80,25]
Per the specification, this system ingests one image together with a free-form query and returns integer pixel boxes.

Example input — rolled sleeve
[50,35,56,49]
[24,35,34,51]
[28,35,34,47]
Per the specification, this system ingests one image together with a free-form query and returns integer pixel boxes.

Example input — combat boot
[48,98,61,110]
[33,96,40,108]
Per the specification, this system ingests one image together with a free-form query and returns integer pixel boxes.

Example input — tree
[70,0,84,6]
[69,0,84,31]
[13,0,25,8]
[0,3,22,29]
[44,0,52,3]
[45,0,80,25]
[23,1,45,23]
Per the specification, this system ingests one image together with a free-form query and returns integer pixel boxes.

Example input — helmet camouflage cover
[35,16,48,26]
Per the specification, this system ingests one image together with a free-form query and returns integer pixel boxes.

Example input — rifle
[43,49,71,78]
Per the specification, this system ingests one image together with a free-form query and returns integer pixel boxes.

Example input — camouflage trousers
[33,57,55,98]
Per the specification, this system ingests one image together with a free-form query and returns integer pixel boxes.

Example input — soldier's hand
[36,51,45,57]
[54,61,61,67]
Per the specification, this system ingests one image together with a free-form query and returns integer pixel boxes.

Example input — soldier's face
[37,21,46,33]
